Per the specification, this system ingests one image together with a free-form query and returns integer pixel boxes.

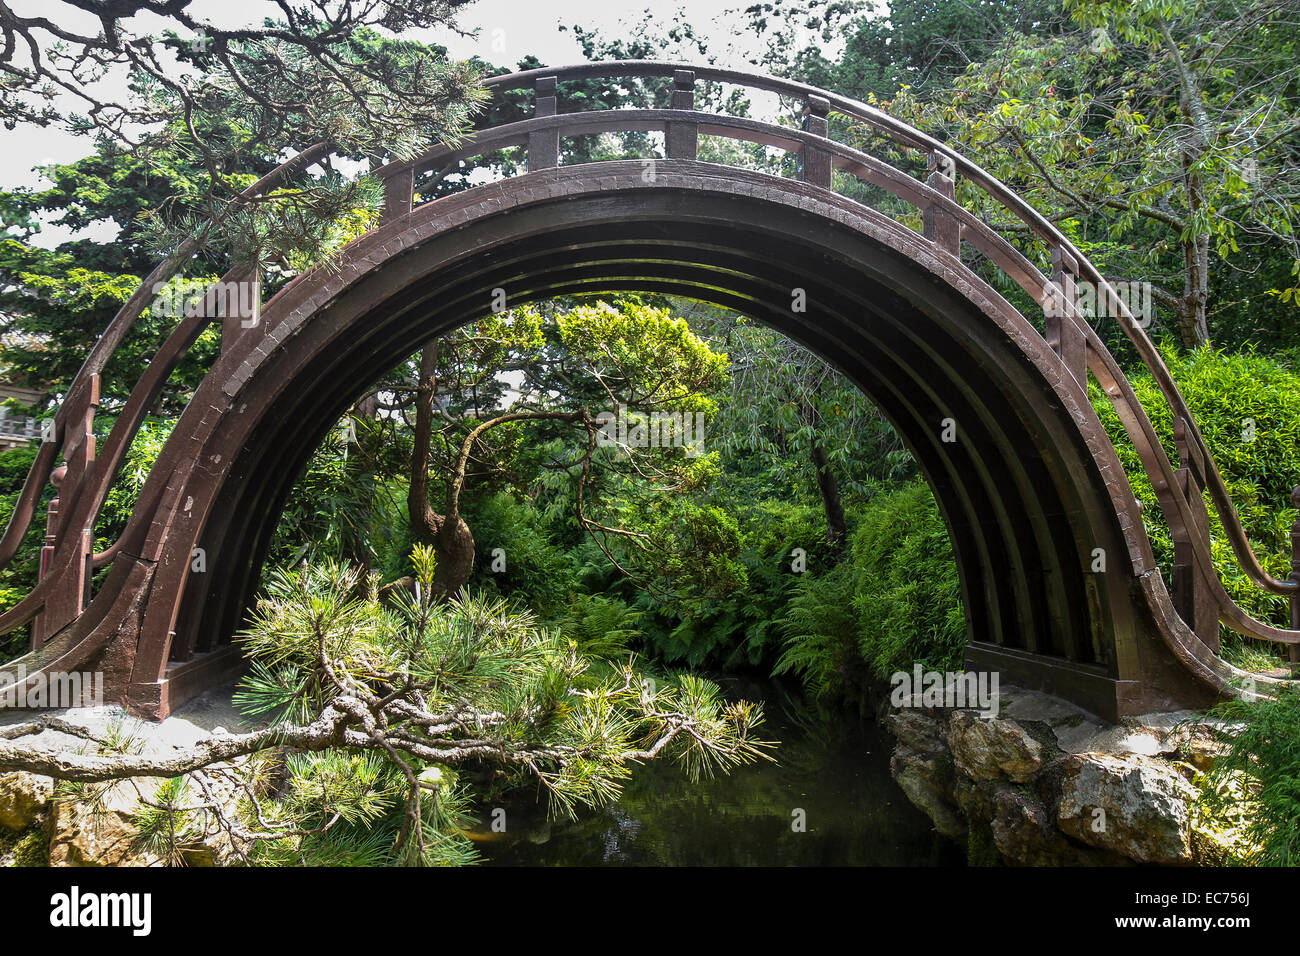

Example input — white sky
[4,0,839,249]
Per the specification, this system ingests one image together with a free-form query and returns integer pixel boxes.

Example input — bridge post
[799,95,832,188]
[31,375,99,649]
[1290,485,1300,663]
[922,152,960,256]
[1046,245,1088,387]
[220,261,263,355]
[380,165,414,224]
[665,69,698,161]
[1171,415,1220,652]
[528,76,559,172]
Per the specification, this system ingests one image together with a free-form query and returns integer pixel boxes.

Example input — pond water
[472,675,967,866]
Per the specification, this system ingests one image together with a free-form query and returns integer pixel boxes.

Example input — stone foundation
[884,684,1240,865]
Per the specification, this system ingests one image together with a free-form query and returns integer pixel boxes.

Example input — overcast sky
[5,0,844,245]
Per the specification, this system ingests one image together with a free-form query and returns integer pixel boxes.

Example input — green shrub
[849,479,966,678]
[462,491,578,617]
[775,478,965,698]
[771,560,863,698]
[637,499,829,670]
[556,592,643,658]
[1090,345,1300,664]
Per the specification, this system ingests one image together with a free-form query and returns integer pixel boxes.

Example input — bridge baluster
[1046,245,1088,387]
[220,261,263,355]
[922,152,960,256]
[1291,485,1300,664]
[666,69,698,161]
[799,95,832,189]
[528,76,559,172]
[1171,414,1220,651]
[381,165,414,224]
[31,375,99,649]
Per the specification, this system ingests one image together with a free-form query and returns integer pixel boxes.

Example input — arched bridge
[1,62,1297,721]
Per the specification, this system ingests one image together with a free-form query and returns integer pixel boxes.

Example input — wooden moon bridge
[1,62,1297,721]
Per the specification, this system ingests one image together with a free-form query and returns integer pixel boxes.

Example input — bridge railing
[0,144,330,647]
[0,60,1295,672]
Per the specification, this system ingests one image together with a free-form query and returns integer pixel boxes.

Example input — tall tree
[885,0,1300,347]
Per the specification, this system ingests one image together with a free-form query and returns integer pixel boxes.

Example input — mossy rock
[0,820,50,866]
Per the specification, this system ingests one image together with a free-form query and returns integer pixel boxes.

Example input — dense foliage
[1196,686,1300,866]
[1091,346,1300,667]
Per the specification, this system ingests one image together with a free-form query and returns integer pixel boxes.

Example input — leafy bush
[850,480,966,677]
[776,479,965,697]
[461,491,579,617]
[556,592,643,658]
[771,560,863,699]
[637,499,829,669]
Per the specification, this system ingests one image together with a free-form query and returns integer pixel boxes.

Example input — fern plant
[1195,685,1300,866]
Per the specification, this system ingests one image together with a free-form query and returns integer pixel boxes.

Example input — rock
[991,785,1127,866]
[49,783,163,867]
[1181,736,1228,772]
[1079,726,1173,757]
[886,710,947,753]
[1000,687,1108,753]
[947,711,1046,783]
[1056,753,1196,864]
[0,771,54,830]
[891,747,967,841]
[988,787,1063,865]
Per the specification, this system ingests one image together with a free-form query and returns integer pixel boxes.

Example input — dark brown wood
[1047,246,1088,387]
[665,69,698,161]
[1172,416,1220,651]
[220,262,262,355]
[382,166,414,223]
[1291,485,1300,663]
[528,76,559,172]
[922,152,960,256]
[800,96,831,188]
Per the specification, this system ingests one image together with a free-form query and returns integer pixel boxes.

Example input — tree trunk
[407,341,476,598]
[1178,149,1211,348]
[810,439,847,553]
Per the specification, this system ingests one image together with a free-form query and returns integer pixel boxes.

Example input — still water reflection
[474,676,966,866]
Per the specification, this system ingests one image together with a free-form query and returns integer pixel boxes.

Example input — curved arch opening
[143,170,1150,719]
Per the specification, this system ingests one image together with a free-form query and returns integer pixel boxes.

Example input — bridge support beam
[528,76,559,172]
[32,375,99,649]
[665,69,697,161]
[1289,485,1300,664]
[922,153,960,256]
[219,262,263,356]
[1046,246,1088,388]
[799,96,831,188]
[1171,415,1220,652]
